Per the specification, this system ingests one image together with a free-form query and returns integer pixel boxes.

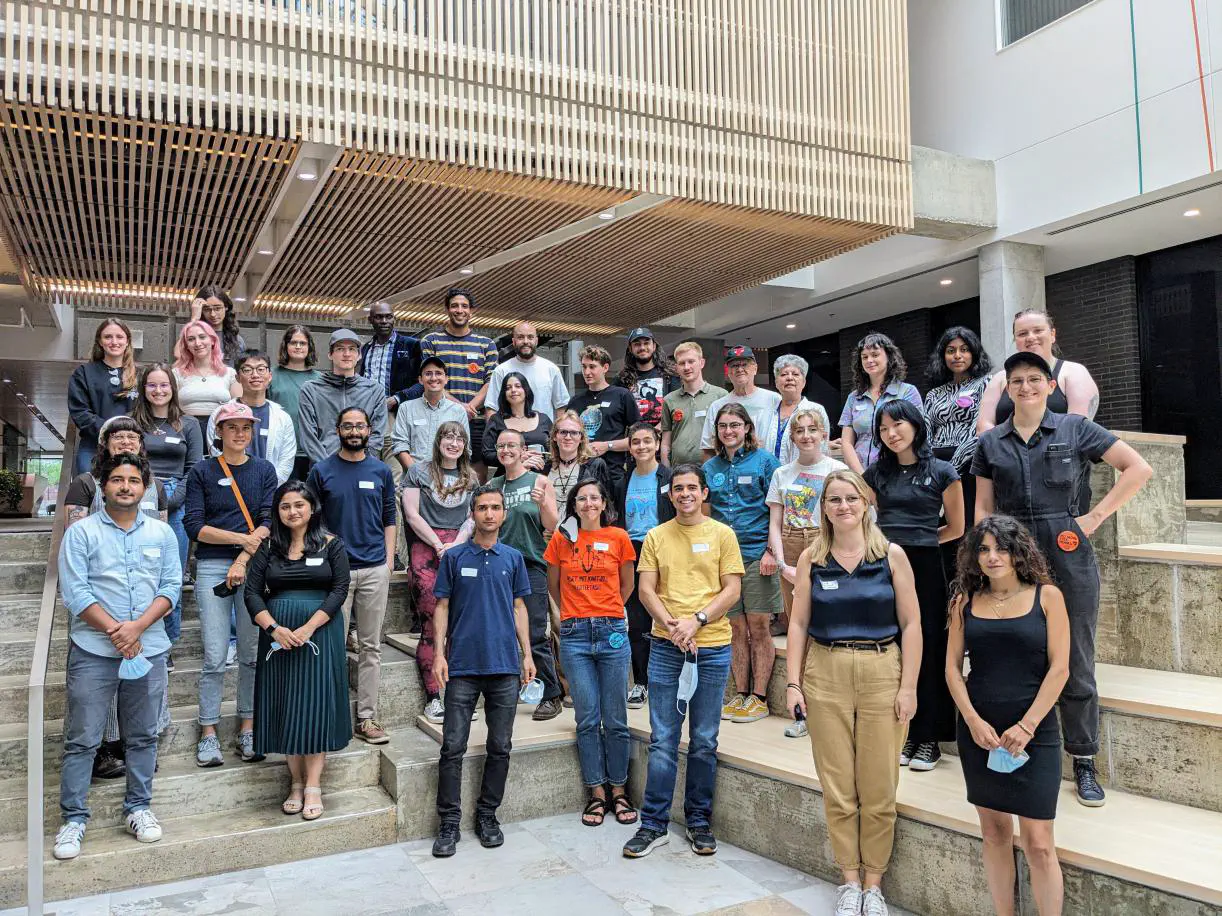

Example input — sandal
[281,783,304,815]
[302,786,324,821]
[581,795,608,827]
[610,792,638,825]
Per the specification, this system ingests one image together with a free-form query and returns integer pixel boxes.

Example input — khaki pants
[780,526,818,617]
[804,640,906,874]
[342,564,391,721]
[382,411,408,566]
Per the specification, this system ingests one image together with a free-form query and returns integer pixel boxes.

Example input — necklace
[830,546,864,570]
[985,588,1026,618]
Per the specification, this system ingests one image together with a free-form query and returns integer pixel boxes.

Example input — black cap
[628,327,654,342]
[420,355,447,373]
[1002,351,1053,378]
[725,344,756,363]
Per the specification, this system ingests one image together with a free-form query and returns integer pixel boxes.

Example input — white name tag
[358,480,375,490]
[109,376,119,386]
[461,567,478,577]
[695,410,707,418]
[305,557,324,567]
[142,547,161,558]
[593,542,610,552]
[413,418,427,426]
[260,428,269,436]
[819,579,839,591]
[165,436,182,445]
[737,475,753,485]
[692,543,710,553]
[218,478,233,487]
[599,401,611,408]
[660,485,670,494]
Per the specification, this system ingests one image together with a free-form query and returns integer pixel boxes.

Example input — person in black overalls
[972,352,1152,808]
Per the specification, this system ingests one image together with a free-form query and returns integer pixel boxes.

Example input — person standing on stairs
[298,329,388,467]
[430,484,535,858]
[307,406,397,746]
[66,317,139,476]
[54,452,181,860]
[565,345,641,489]
[837,332,924,475]
[205,349,298,485]
[245,480,353,822]
[973,351,1152,808]
[268,325,323,481]
[183,402,278,768]
[189,284,246,367]
[660,340,726,468]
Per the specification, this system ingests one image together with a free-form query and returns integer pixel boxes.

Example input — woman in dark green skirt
[245,480,351,820]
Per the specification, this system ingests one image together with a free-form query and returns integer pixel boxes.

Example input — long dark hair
[497,371,536,419]
[277,324,317,368]
[952,515,1053,601]
[616,340,677,390]
[130,363,185,433]
[564,477,618,527]
[269,480,329,558]
[194,284,242,363]
[91,417,148,478]
[871,399,933,479]
[926,326,992,387]
[850,332,907,394]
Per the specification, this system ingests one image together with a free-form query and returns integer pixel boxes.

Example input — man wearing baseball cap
[615,327,680,428]
[392,355,470,469]
[699,346,781,460]
[298,329,388,465]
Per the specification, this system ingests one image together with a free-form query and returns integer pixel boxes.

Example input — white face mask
[676,648,699,716]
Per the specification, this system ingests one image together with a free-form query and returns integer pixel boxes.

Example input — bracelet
[786,683,802,691]
[1016,721,1035,737]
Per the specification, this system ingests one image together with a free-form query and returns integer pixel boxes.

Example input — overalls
[972,410,1116,757]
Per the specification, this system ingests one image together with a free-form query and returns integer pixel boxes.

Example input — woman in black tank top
[946,516,1071,916]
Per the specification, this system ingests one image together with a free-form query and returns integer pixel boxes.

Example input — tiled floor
[5,815,915,915]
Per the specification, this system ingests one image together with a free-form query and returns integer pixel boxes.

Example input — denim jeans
[60,644,167,823]
[640,640,731,833]
[195,557,257,725]
[525,566,561,701]
[73,440,96,477]
[437,674,519,824]
[161,477,189,643]
[559,616,631,787]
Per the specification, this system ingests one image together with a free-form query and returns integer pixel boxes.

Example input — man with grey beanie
[299,329,389,465]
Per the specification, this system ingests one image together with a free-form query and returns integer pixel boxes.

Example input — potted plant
[0,469,24,517]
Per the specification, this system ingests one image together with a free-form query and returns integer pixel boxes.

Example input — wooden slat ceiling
[0,102,297,312]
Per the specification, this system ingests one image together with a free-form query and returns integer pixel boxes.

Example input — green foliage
[0,469,23,513]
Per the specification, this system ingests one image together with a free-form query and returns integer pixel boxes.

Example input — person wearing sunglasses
[206,350,297,484]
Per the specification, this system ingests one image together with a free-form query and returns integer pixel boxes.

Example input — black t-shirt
[864,458,959,547]
[565,386,640,470]
[243,536,352,621]
[629,367,680,427]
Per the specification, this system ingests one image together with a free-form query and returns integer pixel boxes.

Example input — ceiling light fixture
[597,210,615,221]
[257,248,274,255]
[940,278,954,286]
[785,323,796,330]
[1184,208,1201,217]
[459,266,474,275]
[297,171,317,181]
[233,296,247,303]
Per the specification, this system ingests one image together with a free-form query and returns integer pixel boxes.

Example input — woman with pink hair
[173,320,240,440]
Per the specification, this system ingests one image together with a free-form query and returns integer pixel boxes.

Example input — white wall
[909,0,1221,235]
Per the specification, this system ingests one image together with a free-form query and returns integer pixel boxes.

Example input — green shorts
[727,558,782,617]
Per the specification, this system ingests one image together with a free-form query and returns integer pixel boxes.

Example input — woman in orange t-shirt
[544,478,637,827]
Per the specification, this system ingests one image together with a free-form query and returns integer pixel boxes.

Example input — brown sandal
[610,793,638,825]
[581,796,608,827]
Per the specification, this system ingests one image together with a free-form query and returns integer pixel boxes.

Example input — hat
[628,327,654,343]
[329,328,361,350]
[420,355,447,373]
[725,344,756,363]
[213,402,259,427]
[1002,351,1054,379]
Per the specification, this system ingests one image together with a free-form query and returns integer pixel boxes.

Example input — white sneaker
[126,808,163,844]
[225,642,237,667]
[424,697,445,723]
[861,886,889,916]
[783,718,808,738]
[834,882,862,915]
[53,821,86,860]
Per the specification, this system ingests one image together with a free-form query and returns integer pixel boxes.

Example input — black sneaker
[622,826,670,858]
[686,824,717,856]
[532,697,564,721]
[92,744,126,780]
[166,652,175,673]
[476,816,504,848]
[908,742,941,772]
[1074,757,1106,807]
[432,822,460,857]
[899,738,916,766]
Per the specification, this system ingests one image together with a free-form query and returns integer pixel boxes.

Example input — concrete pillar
[978,241,1045,364]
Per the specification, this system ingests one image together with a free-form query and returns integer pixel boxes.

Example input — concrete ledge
[1120,543,1222,566]
[1114,431,1187,446]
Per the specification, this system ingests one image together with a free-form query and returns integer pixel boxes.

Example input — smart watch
[695,611,708,627]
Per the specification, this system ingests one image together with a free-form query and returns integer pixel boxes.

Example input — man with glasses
[699,345,781,461]
[392,356,470,470]
[307,407,397,744]
[299,329,388,466]
[206,350,297,483]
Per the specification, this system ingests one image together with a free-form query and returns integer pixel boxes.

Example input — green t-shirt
[489,471,547,569]
[268,367,322,457]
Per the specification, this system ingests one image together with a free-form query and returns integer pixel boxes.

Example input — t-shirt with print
[249,402,271,460]
[543,526,636,620]
[404,461,475,530]
[629,367,680,428]
[625,468,659,541]
[488,471,547,569]
[637,518,744,648]
[766,456,848,529]
[565,386,640,472]
[699,388,783,450]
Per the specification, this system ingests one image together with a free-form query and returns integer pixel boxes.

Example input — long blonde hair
[91,318,137,397]
[549,409,594,466]
[807,470,890,567]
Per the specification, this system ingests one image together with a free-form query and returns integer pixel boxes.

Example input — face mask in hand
[676,649,699,716]
[987,746,1029,774]
[264,640,320,663]
[118,654,152,680]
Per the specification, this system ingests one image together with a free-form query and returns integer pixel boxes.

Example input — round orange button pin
[1057,530,1080,552]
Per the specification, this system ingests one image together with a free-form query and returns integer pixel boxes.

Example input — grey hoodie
[298,371,388,464]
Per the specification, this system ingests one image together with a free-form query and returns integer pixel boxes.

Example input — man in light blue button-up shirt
[54,453,180,860]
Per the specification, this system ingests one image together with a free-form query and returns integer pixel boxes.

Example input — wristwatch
[694,611,708,627]
[263,621,278,635]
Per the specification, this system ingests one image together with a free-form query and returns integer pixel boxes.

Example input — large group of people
[55,292,1153,916]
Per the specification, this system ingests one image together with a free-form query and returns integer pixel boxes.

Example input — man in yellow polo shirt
[622,463,744,860]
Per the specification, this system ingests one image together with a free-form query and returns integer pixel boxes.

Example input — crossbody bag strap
[216,455,256,533]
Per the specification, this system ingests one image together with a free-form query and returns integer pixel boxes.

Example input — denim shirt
[702,448,780,561]
[59,509,181,659]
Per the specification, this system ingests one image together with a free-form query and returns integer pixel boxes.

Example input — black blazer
[612,463,676,539]
[359,332,422,403]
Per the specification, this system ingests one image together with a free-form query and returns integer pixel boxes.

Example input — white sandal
[302,786,323,821]
[282,783,304,815]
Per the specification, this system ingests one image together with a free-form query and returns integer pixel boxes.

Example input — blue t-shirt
[625,469,659,541]
[434,540,531,677]
[307,454,396,569]
[703,448,780,561]
[250,402,271,460]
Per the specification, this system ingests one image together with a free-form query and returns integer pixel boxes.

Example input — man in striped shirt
[420,288,499,476]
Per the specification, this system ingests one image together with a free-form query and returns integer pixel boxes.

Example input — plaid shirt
[362,332,398,395]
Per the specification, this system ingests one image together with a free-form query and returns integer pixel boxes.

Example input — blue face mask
[117,654,152,680]
[987,747,1029,774]
[520,678,544,705]
[264,640,320,663]
[676,650,699,716]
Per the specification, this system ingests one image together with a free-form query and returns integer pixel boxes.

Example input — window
[999,0,1095,47]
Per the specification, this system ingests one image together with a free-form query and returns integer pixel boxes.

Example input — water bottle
[520,678,544,705]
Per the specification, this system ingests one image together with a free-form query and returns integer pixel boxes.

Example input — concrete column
[978,241,1045,364]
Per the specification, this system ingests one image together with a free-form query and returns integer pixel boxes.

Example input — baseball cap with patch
[628,327,654,342]
[725,345,756,363]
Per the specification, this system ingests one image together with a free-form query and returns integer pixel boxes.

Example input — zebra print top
[923,375,989,470]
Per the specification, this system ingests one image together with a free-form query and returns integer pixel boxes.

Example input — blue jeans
[160,477,189,643]
[194,557,257,725]
[640,640,731,833]
[73,440,96,477]
[559,616,631,787]
[60,644,167,823]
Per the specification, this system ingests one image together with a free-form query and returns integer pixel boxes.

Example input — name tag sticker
[260,428,269,436]
[593,542,610,552]
[819,578,839,591]
[692,543,710,554]
[218,478,233,487]
[165,436,182,445]
[142,548,161,558]
[413,418,427,426]
[599,402,611,408]
[737,475,753,485]
[305,557,324,567]
[660,484,670,494]
[461,567,478,578]
[358,480,375,490]
[695,410,707,418]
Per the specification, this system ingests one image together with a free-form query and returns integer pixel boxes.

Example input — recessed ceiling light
[233,296,247,303]
[257,248,274,255]
[297,171,317,181]
[1184,208,1201,217]
[1,378,9,383]
[597,210,615,221]
[785,323,796,329]
[940,278,954,286]
[459,266,474,275]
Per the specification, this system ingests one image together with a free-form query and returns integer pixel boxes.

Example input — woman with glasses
[245,480,352,821]
[547,409,613,506]
[190,285,246,366]
[173,320,240,441]
[786,470,921,916]
[482,371,553,476]
[67,317,139,475]
[401,421,480,724]
[269,325,322,479]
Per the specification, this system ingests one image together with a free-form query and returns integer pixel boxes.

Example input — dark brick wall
[1045,256,1143,431]
[838,310,933,400]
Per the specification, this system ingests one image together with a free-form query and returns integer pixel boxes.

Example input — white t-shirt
[487,356,570,421]
[756,398,832,464]
[766,456,848,529]
[699,387,783,450]
[174,367,237,417]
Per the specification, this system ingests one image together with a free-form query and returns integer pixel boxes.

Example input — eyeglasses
[555,429,581,438]
[439,433,465,444]
[716,422,746,431]
[108,433,141,443]
[286,339,309,347]
[201,305,226,315]
[825,495,863,507]
[339,423,369,432]
[496,443,522,452]
[239,365,270,376]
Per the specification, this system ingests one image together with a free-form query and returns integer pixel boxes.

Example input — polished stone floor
[6,814,916,915]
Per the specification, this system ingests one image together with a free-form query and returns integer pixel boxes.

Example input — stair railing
[26,424,76,915]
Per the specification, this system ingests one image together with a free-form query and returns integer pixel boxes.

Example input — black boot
[92,741,126,780]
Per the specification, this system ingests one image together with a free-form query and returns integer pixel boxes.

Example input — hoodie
[297,371,388,463]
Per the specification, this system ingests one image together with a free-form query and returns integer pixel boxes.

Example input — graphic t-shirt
[766,456,848,529]
[630,367,679,427]
[488,471,547,569]
[565,386,640,471]
[249,402,271,460]
[625,468,659,541]
[404,461,474,530]
[542,526,636,620]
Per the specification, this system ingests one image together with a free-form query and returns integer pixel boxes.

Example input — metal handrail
[26,424,76,916]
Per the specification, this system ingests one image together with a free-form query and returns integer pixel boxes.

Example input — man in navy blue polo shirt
[430,484,535,858]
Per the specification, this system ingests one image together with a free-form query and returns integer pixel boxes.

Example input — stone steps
[0,531,52,562]
[0,562,49,600]
[0,622,205,677]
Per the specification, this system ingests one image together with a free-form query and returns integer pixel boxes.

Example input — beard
[341,434,370,451]
[516,344,535,359]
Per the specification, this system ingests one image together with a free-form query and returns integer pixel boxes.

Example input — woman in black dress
[245,481,351,821]
[482,371,552,476]
[865,399,963,772]
[946,515,1070,916]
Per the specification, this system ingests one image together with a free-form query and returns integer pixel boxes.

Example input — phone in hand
[792,704,805,721]
[212,581,237,598]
